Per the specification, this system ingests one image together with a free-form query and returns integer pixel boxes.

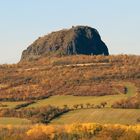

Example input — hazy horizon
[0,0,140,64]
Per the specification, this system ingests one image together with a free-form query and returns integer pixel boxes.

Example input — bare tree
[86,103,91,108]
[100,102,107,108]
[73,104,79,110]
[79,104,84,109]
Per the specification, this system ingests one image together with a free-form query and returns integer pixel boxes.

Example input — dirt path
[18,62,111,72]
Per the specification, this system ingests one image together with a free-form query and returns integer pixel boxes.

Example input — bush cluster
[0,105,69,123]
[0,123,139,140]
[112,95,140,109]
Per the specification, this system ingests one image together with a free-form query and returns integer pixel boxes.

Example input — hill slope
[51,108,140,125]
[0,55,139,101]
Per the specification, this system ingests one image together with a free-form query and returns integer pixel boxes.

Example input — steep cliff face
[21,26,109,61]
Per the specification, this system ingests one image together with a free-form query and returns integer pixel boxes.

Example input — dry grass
[51,108,140,125]
[0,117,31,125]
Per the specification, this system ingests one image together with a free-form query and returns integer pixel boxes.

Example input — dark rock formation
[21,26,109,61]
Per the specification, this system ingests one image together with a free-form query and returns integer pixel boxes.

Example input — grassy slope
[0,101,26,109]
[29,95,127,108]
[51,108,140,125]
[0,117,31,125]
[125,83,137,97]
[28,83,136,108]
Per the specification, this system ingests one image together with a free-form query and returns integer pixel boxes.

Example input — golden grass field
[51,108,140,125]
[0,117,31,125]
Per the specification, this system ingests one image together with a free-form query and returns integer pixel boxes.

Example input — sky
[0,0,140,64]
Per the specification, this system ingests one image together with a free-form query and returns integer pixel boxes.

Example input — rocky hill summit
[21,26,109,61]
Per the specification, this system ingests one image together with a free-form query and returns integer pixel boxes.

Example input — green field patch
[0,101,26,109]
[28,94,128,108]
[51,108,140,125]
[124,82,137,97]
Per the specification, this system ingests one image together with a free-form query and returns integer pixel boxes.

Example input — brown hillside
[0,55,139,101]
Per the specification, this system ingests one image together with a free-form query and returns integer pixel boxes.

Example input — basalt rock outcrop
[21,26,109,61]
